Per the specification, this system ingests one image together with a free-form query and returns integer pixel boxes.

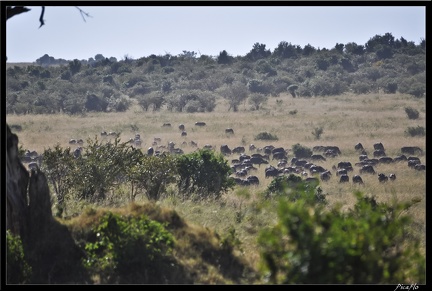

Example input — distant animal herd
[21,122,425,189]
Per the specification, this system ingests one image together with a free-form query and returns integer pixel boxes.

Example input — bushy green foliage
[6,230,32,284]
[83,212,175,284]
[404,106,420,119]
[254,132,278,141]
[292,143,312,158]
[258,192,425,284]
[175,149,235,200]
[405,126,425,137]
[127,154,177,201]
[264,175,326,205]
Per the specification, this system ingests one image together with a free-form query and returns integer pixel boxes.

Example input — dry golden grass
[7,92,426,268]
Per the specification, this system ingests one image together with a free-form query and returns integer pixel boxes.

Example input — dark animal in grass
[352,175,364,184]
[378,173,388,182]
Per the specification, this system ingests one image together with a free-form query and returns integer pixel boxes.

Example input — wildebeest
[249,144,256,152]
[225,128,234,134]
[101,131,107,136]
[178,124,185,131]
[414,164,426,171]
[311,154,326,161]
[220,144,232,155]
[73,147,82,158]
[393,155,407,162]
[272,151,288,161]
[401,146,423,155]
[309,165,327,174]
[373,149,386,157]
[162,123,172,127]
[246,175,260,185]
[389,173,396,181]
[195,122,206,126]
[147,147,154,156]
[378,173,388,182]
[359,154,368,161]
[232,146,246,154]
[354,143,364,151]
[250,157,269,166]
[352,175,364,184]
[181,131,187,137]
[336,169,348,176]
[320,171,331,181]
[190,140,198,147]
[265,166,280,178]
[339,174,349,183]
[69,139,77,144]
[373,142,385,151]
[337,161,353,171]
[378,156,393,164]
[360,164,376,174]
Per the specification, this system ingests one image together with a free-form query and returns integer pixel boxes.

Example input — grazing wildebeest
[389,173,396,181]
[265,166,280,178]
[181,131,187,137]
[246,175,260,185]
[272,147,286,155]
[393,154,407,162]
[239,154,251,162]
[359,154,368,161]
[337,161,353,171]
[374,142,385,151]
[77,139,84,144]
[401,146,423,155]
[353,175,364,184]
[294,159,308,167]
[373,149,386,157]
[203,144,213,150]
[190,140,198,147]
[225,128,234,134]
[232,146,246,154]
[272,151,288,161]
[101,131,107,136]
[162,123,172,127]
[249,144,256,152]
[69,139,77,144]
[311,154,326,161]
[250,157,269,166]
[414,164,426,171]
[339,174,349,183]
[378,156,393,164]
[309,165,326,174]
[354,143,364,151]
[195,122,206,126]
[336,169,348,176]
[320,171,331,181]
[73,147,82,158]
[147,147,154,156]
[360,164,376,174]
[378,173,388,182]
[220,144,232,155]
[178,124,185,131]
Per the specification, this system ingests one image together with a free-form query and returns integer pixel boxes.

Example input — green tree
[258,192,425,284]
[176,149,235,200]
[217,50,233,64]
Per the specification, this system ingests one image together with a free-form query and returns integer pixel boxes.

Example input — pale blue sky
[5,5,426,63]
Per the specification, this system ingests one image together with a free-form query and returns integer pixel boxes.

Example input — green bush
[292,143,312,158]
[258,192,425,284]
[405,126,425,137]
[6,230,32,284]
[404,107,419,119]
[264,175,326,205]
[83,212,175,284]
[175,149,235,200]
[255,132,278,141]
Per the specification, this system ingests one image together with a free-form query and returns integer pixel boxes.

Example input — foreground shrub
[82,212,175,284]
[176,149,235,200]
[6,230,32,284]
[258,192,425,284]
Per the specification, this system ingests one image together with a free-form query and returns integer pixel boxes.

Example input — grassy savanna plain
[6,92,426,280]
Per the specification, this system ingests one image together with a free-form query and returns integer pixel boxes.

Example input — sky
[5,4,427,63]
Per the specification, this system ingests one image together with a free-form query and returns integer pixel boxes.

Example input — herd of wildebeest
[21,121,425,189]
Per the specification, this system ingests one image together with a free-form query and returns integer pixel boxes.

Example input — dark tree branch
[75,6,92,22]
[39,6,45,28]
[6,6,30,20]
